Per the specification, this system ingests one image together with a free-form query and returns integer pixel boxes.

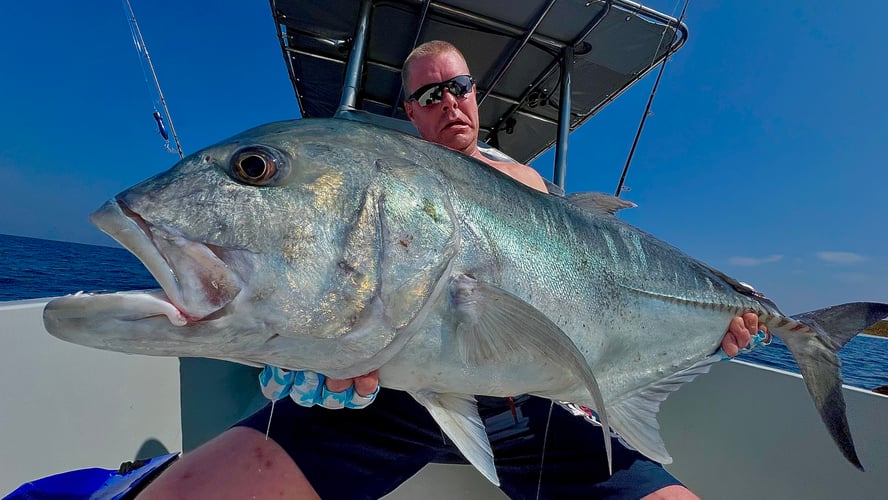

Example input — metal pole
[391,0,432,116]
[338,0,372,114]
[477,0,558,107]
[553,45,573,190]
[614,0,690,197]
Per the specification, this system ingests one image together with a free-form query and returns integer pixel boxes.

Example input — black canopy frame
[270,0,687,188]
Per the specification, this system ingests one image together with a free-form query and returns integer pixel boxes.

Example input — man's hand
[259,368,380,409]
[325,371,380,399]
[721,312,766,357]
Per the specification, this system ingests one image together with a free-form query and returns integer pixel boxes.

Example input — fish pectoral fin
[410,391,499,486]
[608,355,721,465]
[449,274,587,367]
[449,273,613,474]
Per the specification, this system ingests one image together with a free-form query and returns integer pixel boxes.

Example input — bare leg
[642,485,701,500]
[138,427,319,499]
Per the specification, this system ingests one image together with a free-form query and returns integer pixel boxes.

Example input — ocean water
[0,233,158,300]
[1,233,886,390]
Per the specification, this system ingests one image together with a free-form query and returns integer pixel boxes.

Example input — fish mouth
[89,199,248,324]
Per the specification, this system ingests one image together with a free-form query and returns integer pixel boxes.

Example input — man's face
[404,51,480,156]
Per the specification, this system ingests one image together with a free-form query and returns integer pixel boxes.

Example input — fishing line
[265,400,276,440]
[614,0,691,196]
[535,400,555,500]
[122,0,184,158]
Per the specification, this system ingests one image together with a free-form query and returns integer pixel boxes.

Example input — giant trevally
[43,118,887,485]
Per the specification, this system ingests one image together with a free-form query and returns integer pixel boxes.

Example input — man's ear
[404,100,415,121]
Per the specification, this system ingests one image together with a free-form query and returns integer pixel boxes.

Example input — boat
[2,1,886,498]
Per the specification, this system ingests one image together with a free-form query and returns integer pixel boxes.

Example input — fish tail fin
[769,302,888,471]
[789,302,888,349]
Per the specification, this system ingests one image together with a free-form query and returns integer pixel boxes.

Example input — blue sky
[2,1,886,315]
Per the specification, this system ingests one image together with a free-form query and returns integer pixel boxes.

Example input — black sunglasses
[407,75,476,107]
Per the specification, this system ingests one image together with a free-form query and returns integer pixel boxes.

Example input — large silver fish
[44,118,886,484]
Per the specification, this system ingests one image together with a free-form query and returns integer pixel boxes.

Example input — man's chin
[437,129,476,153]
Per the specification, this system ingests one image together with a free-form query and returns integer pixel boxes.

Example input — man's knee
[641,484,700,500]
[138,427,319,499]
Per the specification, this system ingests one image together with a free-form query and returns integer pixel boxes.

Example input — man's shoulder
[486,160,550,194]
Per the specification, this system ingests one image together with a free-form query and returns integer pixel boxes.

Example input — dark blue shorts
[236,389,681,499]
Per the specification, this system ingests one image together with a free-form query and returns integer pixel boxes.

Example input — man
[141,41,760,499]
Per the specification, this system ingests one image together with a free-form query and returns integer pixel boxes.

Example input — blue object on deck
[4,452,180,499]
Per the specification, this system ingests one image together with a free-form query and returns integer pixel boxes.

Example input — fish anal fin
[609,355,720,465]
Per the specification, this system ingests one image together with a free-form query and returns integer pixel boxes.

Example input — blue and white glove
[259,366,379,409]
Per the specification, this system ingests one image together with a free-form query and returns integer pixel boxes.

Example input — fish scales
[435,180,752,401]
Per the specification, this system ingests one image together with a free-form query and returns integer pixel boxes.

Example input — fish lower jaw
[51,290,189,328]
[140,291,189,326]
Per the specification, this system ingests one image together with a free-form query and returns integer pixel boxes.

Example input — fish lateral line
[619,283,756,316]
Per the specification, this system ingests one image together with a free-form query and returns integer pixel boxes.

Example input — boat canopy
[270,0,686,183]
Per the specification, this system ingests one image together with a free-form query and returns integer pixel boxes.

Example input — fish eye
[230,145,287,186]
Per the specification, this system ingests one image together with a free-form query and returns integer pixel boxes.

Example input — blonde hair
[401,40,468,98]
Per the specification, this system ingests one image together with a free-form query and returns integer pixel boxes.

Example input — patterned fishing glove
[259,366,379,409]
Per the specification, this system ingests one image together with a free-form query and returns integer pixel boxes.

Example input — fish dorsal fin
[410,391,499,486]
[449,273,613,473]
[608,355,721,465]
[567,192,637,215]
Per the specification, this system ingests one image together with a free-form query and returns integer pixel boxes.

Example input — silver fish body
[44,118,886,483]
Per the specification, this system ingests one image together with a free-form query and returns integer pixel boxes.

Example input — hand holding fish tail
[259,366,380,409]
[720,312,766,357]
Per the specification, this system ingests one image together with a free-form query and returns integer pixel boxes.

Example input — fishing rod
[614,0,691,197]
[122,0,184,158]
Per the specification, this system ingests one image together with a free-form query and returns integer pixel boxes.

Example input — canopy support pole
[553,45,573,190]
[338,0,372,114]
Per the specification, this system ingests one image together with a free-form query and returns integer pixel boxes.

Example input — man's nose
[439,87,459,108]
